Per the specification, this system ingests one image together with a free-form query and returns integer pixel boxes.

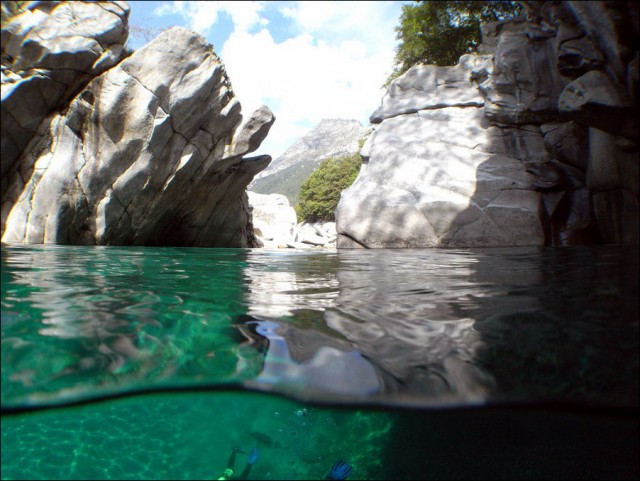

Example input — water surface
[2,244,638,479]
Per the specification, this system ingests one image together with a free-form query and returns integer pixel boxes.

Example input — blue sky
[126,1,410,158]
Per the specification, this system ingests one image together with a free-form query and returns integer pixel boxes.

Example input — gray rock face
[338,104,545,248]
[336,0,638,248]
[249,118,367,204]
[369,54,492,123]
[1,1,130,189]
[1,7,274,247]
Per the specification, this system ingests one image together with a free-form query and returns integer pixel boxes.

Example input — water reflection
[1,244,638,411]
[244,246,638,408]
[326,250,496,405]
[244,249,340,317]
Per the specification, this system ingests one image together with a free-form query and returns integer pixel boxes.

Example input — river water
[1,244,638,479]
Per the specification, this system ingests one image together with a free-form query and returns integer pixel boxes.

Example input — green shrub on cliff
[385,0,522,85]
[295,153,362,223]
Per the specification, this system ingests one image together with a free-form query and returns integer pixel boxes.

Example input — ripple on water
[1,244,638,410]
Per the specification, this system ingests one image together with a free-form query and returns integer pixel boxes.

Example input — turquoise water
[2,244,638,479]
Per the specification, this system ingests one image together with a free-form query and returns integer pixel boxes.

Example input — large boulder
[248,191,297,248]
[1,19,275,247]
[1,1,130,187]
[369,54,492,123]
[336,0,638,248]
[337,103,545,248]
[248,191,337,249]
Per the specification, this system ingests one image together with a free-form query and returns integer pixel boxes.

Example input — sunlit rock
[1,1,129,189]
[294,222,336,247]
[337,105,545,248]
[248,191,297,248]
[370,54,492,123]
[248,192,338,249]
[2,22,275,246]
[336,0,638,248]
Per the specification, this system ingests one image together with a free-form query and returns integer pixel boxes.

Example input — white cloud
[281,0,398,46]
[154,1,267,35]
[154,1,405,158]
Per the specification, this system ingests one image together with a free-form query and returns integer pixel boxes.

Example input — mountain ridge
[249,118,368,204]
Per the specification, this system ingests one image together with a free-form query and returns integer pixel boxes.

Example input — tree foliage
[386,0,523,85]
[295,153,362,223]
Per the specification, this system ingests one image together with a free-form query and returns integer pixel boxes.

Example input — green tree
[386,0,522,85]
[295,153,362,223]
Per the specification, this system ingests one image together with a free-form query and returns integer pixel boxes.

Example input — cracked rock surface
[336,1,638,248]
[1,1,130,183]
[1,3,274,247]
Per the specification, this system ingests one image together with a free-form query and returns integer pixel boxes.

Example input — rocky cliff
[336,0,638,248]
[249,118,367,204]
[1,1,274,247]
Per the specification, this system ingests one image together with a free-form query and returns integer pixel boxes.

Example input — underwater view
[1,244,639,479]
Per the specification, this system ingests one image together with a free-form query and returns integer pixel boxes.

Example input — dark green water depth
[2,244,638,479]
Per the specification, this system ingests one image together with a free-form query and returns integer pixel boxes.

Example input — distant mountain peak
[249,118,368,204]
[262,118,365,173]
